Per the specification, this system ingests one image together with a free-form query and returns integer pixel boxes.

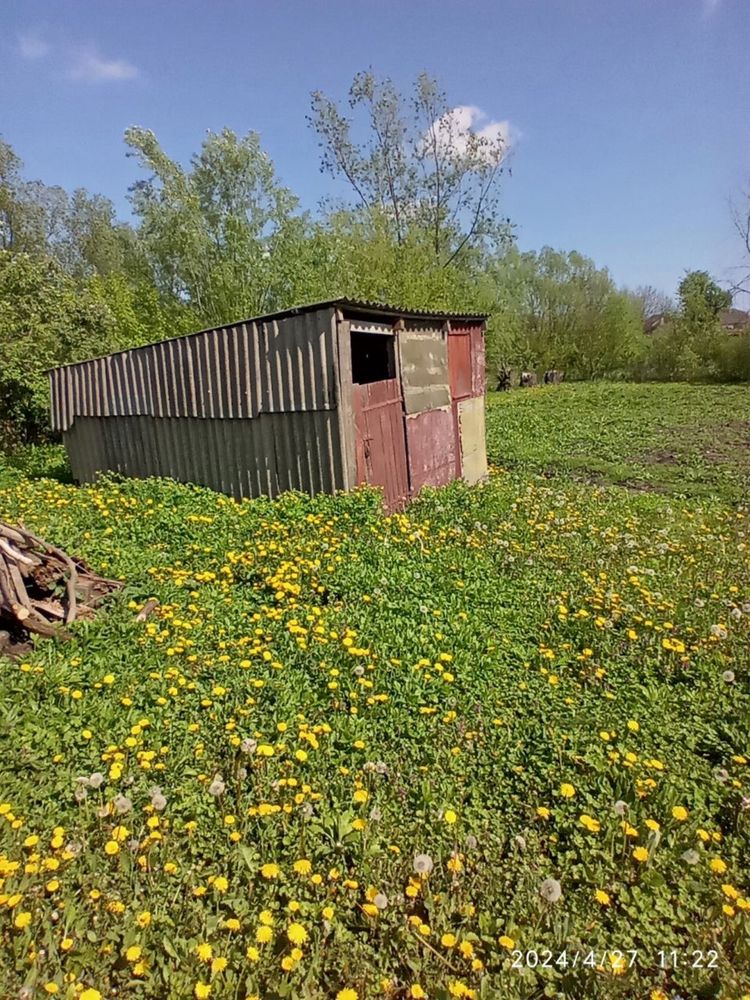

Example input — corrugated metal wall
[50,308,338,432]
[65,413,345,500]
[51,306,344,500]
[50,302,487,504]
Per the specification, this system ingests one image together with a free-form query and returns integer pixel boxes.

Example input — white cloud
[424,105,513,165]
[18,32,50,60]
[68,47,139,82]
[703,0,722,15]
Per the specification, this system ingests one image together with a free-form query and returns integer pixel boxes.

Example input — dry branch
[0,521,122,640]
[136,598,159,623]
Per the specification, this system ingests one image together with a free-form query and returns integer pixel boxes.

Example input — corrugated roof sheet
[332,298,488,321]
[49,308,340,432]
[49,298,487,372]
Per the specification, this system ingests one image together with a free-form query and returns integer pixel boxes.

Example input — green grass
[0,384,748,999]
[486,382,750,502]
[0,444,71,484]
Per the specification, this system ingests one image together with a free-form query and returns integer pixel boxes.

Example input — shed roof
[50,298,487,372]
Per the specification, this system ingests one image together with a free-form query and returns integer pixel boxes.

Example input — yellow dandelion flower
[256,925,273,944]
[287,922,308,945]
[579,814,601,833]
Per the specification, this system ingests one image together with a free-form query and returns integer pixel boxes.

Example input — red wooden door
[352,378,410,511]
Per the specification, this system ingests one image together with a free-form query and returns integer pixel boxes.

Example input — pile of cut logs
[0,521,122,639]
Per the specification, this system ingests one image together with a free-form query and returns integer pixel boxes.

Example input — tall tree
[730,185,750,296]
[0,136,133,276]
[0,252,111,444]
[677,270,732,326]
[625,284,674,321]
[125,127,307,324]
[481,247,644,379]
[309,71,513,265]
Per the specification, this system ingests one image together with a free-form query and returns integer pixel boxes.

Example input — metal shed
[49,299,488,510]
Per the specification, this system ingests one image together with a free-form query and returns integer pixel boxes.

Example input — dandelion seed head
[540,877,562,902]
[413,853,434,875]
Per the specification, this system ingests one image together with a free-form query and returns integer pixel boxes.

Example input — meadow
[0,383,748,1000]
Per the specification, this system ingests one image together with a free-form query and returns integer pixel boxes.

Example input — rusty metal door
[448,331,472,478]
[352,378,410,511]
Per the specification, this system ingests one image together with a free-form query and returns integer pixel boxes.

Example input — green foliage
[0,252,113,444]
[125,127,308,325]
[293,210,483,312]
[637,271,749,384]
[480,248,645,381]
[0,251,194,445]
[0,137,133,277]
[0,387,748,998]
[678,270,732,324]
[309,71,513,264]
[0,443,70,483]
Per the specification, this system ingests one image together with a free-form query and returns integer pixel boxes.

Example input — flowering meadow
[0,384,749,999]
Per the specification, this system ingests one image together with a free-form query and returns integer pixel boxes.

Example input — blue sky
[3,0,749,302]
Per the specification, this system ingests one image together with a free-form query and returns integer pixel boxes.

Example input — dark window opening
[350,330,396,384]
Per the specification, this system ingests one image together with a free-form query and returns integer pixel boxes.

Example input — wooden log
[0,519,122,639]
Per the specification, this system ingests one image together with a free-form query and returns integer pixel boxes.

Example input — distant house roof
[719,308,750,330]
[644,312,669,334]
[645,308,750,335]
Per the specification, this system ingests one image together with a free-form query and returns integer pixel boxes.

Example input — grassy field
[0,384,748,1000]
[486,382,750,502]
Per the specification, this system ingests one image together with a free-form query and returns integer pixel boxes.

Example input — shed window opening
[350,330,396,385]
